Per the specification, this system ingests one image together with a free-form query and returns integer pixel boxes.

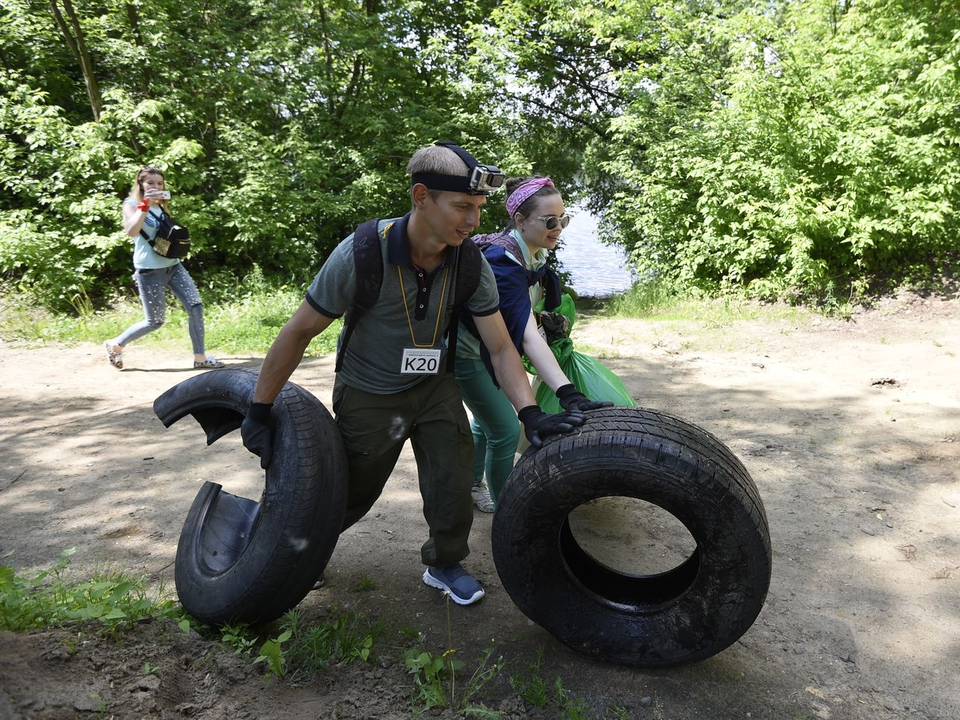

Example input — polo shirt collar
[387,212,456,270]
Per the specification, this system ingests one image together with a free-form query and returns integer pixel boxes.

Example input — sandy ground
[0,290,958,719]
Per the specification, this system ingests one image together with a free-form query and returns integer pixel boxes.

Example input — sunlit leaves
[596,0,960,300]
[1,0,957,308]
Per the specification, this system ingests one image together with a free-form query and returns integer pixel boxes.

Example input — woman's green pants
[454,356,521,503]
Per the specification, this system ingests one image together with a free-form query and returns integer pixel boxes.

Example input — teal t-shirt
[123,198,180,270]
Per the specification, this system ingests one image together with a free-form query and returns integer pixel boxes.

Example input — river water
[554,209,635,297]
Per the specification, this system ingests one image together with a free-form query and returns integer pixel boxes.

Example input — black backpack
[141,207,190,258]
[335,218,482,373]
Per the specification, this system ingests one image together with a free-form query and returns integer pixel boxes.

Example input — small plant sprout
[353,574,376,592]
[255,629,292,678]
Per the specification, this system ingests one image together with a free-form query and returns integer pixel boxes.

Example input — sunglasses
[536,213,571,230]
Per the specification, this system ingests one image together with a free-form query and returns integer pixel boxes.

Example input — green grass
[0,548,177,635]
[280,608,380,679]
[0,281,340,358]
[4,550,635,718]
[352,574,377,592]
[1,273,826,367]
[601,279,677,317]
[219,621,261,657]
[509,647,550,707]
[3,273,810,357]
[603,280,812,326]
[404,644,503,717]
[573,280,817,355]
[185,606,382,680]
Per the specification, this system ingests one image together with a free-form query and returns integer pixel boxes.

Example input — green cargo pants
[333,372,475,567]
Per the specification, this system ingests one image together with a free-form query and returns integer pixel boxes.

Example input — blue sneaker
[423,563,485,605]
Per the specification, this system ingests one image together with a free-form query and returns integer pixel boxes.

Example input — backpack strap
[138,205,173,241]
[453,236,483,309]
[476,229,561,311]
[335,218,383,373]
[444,237,483,371]
[138,205,159,243]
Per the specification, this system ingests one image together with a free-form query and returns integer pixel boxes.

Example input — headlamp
[411,141,505,196]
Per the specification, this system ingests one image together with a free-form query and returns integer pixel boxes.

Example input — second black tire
[492,406,772,667]
[153,368,348,625]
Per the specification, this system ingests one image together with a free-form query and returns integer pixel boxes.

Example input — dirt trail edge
[1,291,958,720]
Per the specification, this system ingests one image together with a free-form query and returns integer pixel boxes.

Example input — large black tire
[492,406,771,667]
[153,369,348,625]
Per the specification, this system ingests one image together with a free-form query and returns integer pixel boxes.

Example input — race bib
[401,347,442,375]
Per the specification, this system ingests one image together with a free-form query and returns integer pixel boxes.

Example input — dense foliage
[588,0,960,300]
[0,0,514,308]
[1,0,957,310]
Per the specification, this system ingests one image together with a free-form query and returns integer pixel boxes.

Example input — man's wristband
[247,402,273,422]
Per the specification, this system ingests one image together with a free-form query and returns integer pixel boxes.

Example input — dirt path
[1,291,958,719]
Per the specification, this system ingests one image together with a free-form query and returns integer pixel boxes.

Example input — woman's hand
[143,188,165,205]
[555,384,614,413]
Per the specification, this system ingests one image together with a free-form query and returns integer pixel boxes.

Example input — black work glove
[555,384,614,413]
[518,405,584,449]
[241,401,273,469]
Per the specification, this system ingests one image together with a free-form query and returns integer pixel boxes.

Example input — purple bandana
[505,177,554,217]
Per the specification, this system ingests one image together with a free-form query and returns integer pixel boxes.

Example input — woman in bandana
[457,176,610,512]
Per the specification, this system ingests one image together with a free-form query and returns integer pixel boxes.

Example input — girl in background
[103,166,224,370]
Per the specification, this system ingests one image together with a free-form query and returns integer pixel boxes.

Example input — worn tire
[153,368,347,625]
[492,406,771,667]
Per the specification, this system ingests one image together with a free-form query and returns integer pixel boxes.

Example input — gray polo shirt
[306,214,500,394]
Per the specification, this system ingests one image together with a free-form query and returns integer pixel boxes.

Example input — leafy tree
[593,0,960,300]
[0,0,508,308]
[1,0,957,310]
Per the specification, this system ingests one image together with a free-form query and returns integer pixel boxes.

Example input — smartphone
[159,190,171,200]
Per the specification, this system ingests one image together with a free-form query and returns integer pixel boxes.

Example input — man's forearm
[252,324,314,404]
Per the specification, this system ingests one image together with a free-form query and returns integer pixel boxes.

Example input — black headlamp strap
[412,140,503,195]
[434,140,479,170]
[411,171,472,194]
[410,141,478,193]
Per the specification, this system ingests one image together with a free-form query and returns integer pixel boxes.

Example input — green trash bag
[532,340,637,414]
[527,294,637,414]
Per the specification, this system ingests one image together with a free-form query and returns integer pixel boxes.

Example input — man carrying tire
[241,141,588,605]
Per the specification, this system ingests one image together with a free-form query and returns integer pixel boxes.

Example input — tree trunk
[48,0,102,121]
[125,2,144,47]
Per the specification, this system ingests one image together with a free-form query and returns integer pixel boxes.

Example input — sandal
[194,356,225,369]
[104,340,123,370]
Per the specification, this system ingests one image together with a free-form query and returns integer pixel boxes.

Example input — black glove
[241,401,273,470]
[555,384,614,413]
[518,405,584,449]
